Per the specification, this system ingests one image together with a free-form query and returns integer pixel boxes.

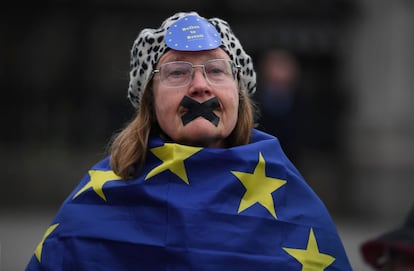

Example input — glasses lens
[204,60,234,85]
[160,62,192,87]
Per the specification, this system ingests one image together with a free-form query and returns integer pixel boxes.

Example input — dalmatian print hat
[128,11,257,109]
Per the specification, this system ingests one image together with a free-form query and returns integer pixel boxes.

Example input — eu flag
[26,129,352,270]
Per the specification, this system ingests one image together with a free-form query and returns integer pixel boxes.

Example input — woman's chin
[177,120,225,147]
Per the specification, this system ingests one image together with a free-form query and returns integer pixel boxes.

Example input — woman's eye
[170,70,184,76]
[209,68,225,74]
[167,69,188,77]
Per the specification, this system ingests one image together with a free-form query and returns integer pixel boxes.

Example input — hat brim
[360,229,414,269]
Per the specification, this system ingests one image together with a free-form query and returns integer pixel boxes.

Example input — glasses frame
[152,59,241,88]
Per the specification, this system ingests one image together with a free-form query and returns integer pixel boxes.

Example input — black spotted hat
[128,11,256,109]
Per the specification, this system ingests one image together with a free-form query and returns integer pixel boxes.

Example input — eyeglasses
[152,59,240,88]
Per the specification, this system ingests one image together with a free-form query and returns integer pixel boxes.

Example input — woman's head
[110,12,256,178]
[128,12,256,147]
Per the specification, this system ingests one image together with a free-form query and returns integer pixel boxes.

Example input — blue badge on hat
[165,15,222,51]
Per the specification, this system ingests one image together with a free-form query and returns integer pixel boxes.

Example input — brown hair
[109,83,256,180]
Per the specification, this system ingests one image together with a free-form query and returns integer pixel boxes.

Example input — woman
[26,12,352,270]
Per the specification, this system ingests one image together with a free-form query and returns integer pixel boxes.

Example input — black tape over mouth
[179,96,220,127]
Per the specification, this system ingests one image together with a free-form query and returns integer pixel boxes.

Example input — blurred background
[1,0,413,270]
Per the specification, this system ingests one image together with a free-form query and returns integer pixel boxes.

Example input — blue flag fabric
[26,129,352,270]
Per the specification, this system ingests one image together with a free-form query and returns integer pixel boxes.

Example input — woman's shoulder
[89,156,112,171]
[250,128,282,146]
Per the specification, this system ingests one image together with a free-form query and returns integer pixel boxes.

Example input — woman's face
[152,48,239,148]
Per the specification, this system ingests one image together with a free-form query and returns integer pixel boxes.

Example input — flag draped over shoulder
[26,129,352,271]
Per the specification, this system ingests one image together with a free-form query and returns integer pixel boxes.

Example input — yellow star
[145,143,202,184]
[73,170,122,201]
[283,228,336,271]
[35,223,59,262]
[231,152,287,218]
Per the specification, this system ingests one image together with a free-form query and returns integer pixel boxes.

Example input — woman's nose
[188,68,212,96]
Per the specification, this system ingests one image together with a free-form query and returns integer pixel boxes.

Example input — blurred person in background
[254,48,305,164]
[25,11,352,270]
[360,204,414,271]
